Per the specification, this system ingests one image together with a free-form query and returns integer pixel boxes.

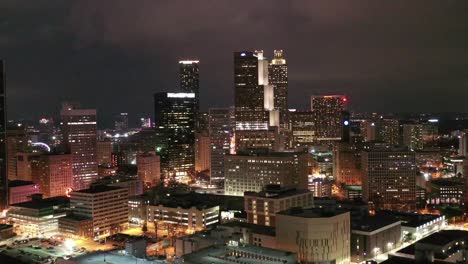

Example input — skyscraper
[361,145,417,211]
[268,50,288,126]
[61,103,98,190]
[234,51,276,131]
[6,125,28,180]
[179,60,200,117]
[154,92,195,179]
[208,107,235,183]
[114,112,128,131]
[0,61,7,210]
[311,95,347,142]
[403,124,424,150]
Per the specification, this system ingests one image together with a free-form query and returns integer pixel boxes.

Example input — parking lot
[0,237,116,264]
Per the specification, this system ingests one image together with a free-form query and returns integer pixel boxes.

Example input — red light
[342,97,348,102]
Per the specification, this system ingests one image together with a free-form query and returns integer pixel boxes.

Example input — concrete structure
[16,152,40,181]
[125,238,147,258]
[61,103,98,190]
[147,203,219,231]
[68,185,128,239]
[379,211,445,241]
[8,195,69,237]
[31,153,73,198]
[128,195,150,225]
[244,185,313,227]
[403,124,424,150]
[8,180,40,204]
[224,150,310,196]
[361,145,417,211]
[276,207,351,264]
[136,152,160,189]
[58,214,93,238]
[351,215,401,262]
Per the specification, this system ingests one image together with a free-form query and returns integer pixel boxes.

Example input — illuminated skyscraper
[0,61,7,210]
[310,95,347,142]
[179,60,200,116]
[403,124,424,150]
[61,103,98,190]
[268,50,288,126]
[376,118,399,145]
[154,92,195,179]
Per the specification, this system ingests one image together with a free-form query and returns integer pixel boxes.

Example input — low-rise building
[147,203,219,231]
[68,185,129,239]
[0,224,15,239]
[244,185,313,227]
[351,214,401,262]
[8,195,69,237]
[428,178,464,205]
[276,207,351,264]
[379,211,445,240]
[58,214,93,238]
[181,244,297,264]
[8,180,41,205]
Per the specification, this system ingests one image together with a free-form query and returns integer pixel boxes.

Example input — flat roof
[221,222,276,236]
[10,196,69,210]
[151,192,221,210]
[69,251,158,264]
[74,185,124,194]
[244,187,311,199]
[352,214,400,232]
[0,224,13,230]
[182,245,296,264]
[379,211,443,228]
[430,178,464,187]
[417,230,468,246]
[278,207,348,218]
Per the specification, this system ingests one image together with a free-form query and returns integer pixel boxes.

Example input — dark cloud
[1,0,468,127]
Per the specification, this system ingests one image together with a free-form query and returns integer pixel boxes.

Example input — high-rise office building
[376,118,399,146]
[0,61,7,210]
[114,112,128,131]
[180,60,200,117]
[195,132,210,173]
[403,124,424,150]
[31,153,73,198]
[268,50,288,126]
[154,92,195,179]
[224,150,311,196]
[136,151,160,189]
[333,142,361,185]
[234,51,277,131]
[311,95,347,142]
[61,103,98,190]
[96,139,112,166]
[6,126,28,180]
[361,145,417,211]
[290,110,316,148]
[208,107,235,183]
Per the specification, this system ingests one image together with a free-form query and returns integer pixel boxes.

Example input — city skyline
[2,1,468,126]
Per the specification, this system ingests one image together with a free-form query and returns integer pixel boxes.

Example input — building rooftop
[230,149,307,157]
[352,214,400,232]
[244,185,311,199]
[430,178,464,187]
[221,222,276,237]
[0,224,13,231]
[416,230,468,246]
[73,185,124,194]
[151,192,222,210]
[379,211,444,228]
[278,207,349,218]
[182,245,296,264]
[10,196,69,210]
[8,180,35,188]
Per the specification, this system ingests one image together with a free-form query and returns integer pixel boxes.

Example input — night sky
[2,0,468,127]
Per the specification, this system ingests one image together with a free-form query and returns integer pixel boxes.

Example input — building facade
[194,132,210,173]
[136,152,160,189]
[362,146,417,211]
[310,95,346,142]
[31,153,73,198]
[154,92,195,179]
[61,103,98,190]
[268,50,288,127]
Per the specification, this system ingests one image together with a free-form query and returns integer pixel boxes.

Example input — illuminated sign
[179,60,199,64]
[167,93,195,98]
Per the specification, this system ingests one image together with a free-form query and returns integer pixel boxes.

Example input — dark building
[0,61,7,210]
[268,50,288,127]
[362,145,417,211]
[114,112,129,131]
[310,95,347,142]
[60,103,98,190]
[154,92,196,179]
